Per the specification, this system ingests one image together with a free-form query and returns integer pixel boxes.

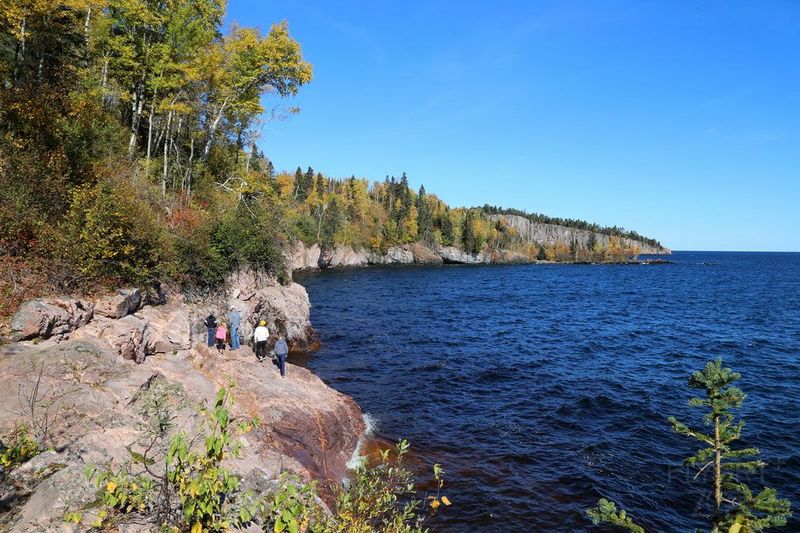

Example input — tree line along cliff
[0,1,667,324]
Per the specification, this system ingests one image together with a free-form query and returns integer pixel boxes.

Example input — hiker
[273,336,289,378]
[215,323,227,353]
[204,313,217,347]
[227,306,241,350]
[253,320,270,361]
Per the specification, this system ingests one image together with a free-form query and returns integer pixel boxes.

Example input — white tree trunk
[145,94,156,165]
[162,110,173,198]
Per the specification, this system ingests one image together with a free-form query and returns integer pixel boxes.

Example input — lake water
[294,252,800,532]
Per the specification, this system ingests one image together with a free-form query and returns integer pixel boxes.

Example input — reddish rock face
[1,273,362,531]
[9,297,94,341]
[0,339,364,531]
[94,288,143,318]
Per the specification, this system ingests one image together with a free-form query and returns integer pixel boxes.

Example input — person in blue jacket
[227,306,241,350]
[273,336,289,377]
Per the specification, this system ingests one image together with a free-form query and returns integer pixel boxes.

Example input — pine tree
[315,172,326,197]
[588,359,792,533]
[462,210,476,253]
[320,196,343,247]
[265,159,275,180]
[669,359,791,532]
[293,166,304,200]
[441,209,454,246]
[399,172,411,220]
[416,184,433,244]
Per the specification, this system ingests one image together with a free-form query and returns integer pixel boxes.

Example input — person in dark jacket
[273,337,289,377]
[204,314,217,347]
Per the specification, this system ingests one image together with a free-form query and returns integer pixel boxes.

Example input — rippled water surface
[294,252,800,532]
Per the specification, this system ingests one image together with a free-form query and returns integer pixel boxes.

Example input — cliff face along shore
[0,273,364,531]
[285,213,671,271]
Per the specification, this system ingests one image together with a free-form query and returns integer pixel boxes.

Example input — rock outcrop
[0,273,364,531]
[318,245,369,269]
[94,288,143,319]
[487,214,671,255]
[72,313,150,363]
[221,269,317,352]
[9,297,94,342]
[436,246,489,264]
[284,241,323,271]
[0,338,364,531]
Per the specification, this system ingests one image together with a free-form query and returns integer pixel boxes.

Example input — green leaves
[587,498,645,533]
[0,422,40,469]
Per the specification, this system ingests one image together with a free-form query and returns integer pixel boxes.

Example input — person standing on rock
[253,320,270,361]
[204,313,217,347]
[227,306,241,350]
[273,336,289,377]
[215,323,227,353]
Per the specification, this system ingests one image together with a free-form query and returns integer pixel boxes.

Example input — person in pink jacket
[215,324,227,353]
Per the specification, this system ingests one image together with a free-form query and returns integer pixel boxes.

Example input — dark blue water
[294,252,800,532]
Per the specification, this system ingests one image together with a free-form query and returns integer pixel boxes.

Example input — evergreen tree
[293,167,304,200]
[462,210,476,253]
[293,166,314,202]
[315,172,326,197]
[589,359,792,533]
[441,209,454,246]
[669,360,791,532]
[416,185,433,244]
[320,196,343,247]
[399,172,412,220]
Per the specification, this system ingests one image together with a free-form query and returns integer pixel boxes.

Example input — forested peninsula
[0,0,667,323]
[0,3,676,531]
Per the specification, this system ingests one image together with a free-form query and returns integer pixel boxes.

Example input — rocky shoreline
[284,214,670,272]
[0,271,364,531]
[284,240,671,273]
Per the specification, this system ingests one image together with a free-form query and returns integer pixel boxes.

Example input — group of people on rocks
[203,307,290,377]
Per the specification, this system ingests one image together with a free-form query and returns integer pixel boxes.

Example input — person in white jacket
[253,320,270,361]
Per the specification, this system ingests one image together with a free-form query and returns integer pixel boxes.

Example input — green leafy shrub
[0,422,40,470]
[262,439,450,533]
[62,179,168,285]
[211,200,288,283]
[82,385,261,531]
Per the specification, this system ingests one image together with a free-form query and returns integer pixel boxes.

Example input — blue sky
[225,1,800,251]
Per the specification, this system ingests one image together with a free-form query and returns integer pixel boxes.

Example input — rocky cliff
[283,218,668,273]
[0,274,364,531]
[487,214,671,255]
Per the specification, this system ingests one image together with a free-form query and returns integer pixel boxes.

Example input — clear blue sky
[225,1,800,251]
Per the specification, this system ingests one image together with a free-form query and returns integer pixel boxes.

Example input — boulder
[218,269,317,352]
[136,306,191,354]
[284,241,322,271]
[326,245,369,268]
[9,298,94,341]
[436,246,489,264]
[94,288,142,319]
[73,314,150,363]
[384,246,415,264]
[409,243,444,265]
